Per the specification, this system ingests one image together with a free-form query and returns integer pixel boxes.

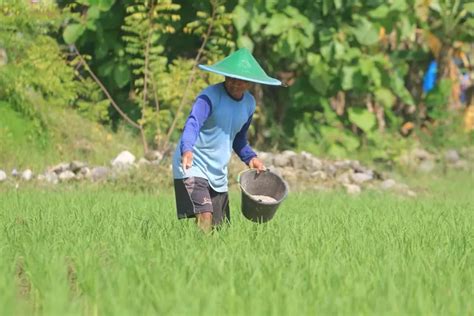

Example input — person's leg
[174,177,214,232]
[195,212,212,233]
[210,189,230,227]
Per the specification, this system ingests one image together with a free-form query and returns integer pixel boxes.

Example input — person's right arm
[180,95,212,170]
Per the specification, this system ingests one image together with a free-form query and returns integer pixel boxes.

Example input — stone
[44,172,59,184]
[144,150,163,162]
[444,149,460,164]
[344,184,361,195]
[0,170,6,182]
[418,160,436,173]
[336,171,353,185]
[289,155,305,169]
[256,151,273,166]
[111,151,136,167]
[324,164,337,177]
[380,179,396,190]
[21,169,33,181]
[273,153,291,167]
[311,170,328,181]
[411,148,433,161]
[11,168,19,177]
[91,166,110,181]
[406,190,417,197]
[302,155,323,171]
[50,162,70,174]
[350,172,373,184]
[59,170,76,182]
[349,160,362,170]
[334,160,352,171]
[79,167,91,178]
[70,161,87,173]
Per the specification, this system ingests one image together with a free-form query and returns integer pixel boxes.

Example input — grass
[0,101,142,171]
[0,173,473,315]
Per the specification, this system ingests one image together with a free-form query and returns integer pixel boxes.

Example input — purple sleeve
[233,115,257,164]
[180,95,212,154]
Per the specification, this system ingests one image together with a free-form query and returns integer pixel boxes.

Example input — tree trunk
[437,43,461,110]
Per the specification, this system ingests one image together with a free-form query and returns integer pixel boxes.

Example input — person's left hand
[249,157,266,173]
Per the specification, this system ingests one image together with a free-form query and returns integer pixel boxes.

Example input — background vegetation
[1,0,473,165]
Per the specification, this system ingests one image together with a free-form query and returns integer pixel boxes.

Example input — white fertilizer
[250,195,277,203]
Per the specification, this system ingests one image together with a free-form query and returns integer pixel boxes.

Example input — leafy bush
[0,1,77,130]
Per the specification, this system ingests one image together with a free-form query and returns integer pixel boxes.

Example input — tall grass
[0,174,472,315]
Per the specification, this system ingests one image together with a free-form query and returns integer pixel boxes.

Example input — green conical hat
[198,48,282,86]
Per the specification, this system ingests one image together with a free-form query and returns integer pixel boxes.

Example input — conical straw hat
[198,48,282,86]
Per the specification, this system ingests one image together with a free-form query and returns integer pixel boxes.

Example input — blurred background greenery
[1,0,473,167]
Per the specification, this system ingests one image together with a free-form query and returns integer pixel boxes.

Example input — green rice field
[0,173,473,315]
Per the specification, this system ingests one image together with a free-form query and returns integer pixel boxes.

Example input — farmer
[172,48,283,232]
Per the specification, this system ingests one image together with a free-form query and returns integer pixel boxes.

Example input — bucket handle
[237,168,270,183]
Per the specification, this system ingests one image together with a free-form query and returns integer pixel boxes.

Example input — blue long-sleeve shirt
[173,82,257,192]
[179,94,257,164]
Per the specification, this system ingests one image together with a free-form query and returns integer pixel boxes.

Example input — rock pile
[239,150,416,196]
[0,150,163,185]
[1,147,471,196]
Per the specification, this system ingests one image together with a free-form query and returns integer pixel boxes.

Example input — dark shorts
[174,177,230,226]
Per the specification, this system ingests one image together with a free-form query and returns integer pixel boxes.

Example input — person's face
[225,77,252,99]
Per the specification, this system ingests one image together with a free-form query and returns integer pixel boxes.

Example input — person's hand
[182,151,193,170]
[249,157,265,173]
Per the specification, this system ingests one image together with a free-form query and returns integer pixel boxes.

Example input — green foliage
[184,0,235,63]
[0,1,77,135]
[121,0,181,142]
[0,101,141,170]
[2,0,469,162]
[74,77,111,123]
[233,0,443,157]
[424,79,452,119]
[426,0,474,43]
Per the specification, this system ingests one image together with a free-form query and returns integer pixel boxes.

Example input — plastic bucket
[238,169,288,223]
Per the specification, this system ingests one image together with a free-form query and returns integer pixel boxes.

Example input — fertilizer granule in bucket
[250,195,277,203]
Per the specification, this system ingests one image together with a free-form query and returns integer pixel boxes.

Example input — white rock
[445,149,460,164]
[273,153,291,167]
[411,148,433,161]
[11,168,19,177]
[70,161,87,173]
[44,172,59,184]
[344,184,361,195]
[91,166,110,181]
[80,167,91,178]
[111,151,136,167]
[144,150,163,162]
[50,162,70,174]
[380,179,396,190]
[21,169,33,181]
[418,160,436,173]
[59,170,76,182]
[406,190,417,197]
[0,170,6,182]
[350,172,373,184]
[336,171,353,185]
[311,170,328,181]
